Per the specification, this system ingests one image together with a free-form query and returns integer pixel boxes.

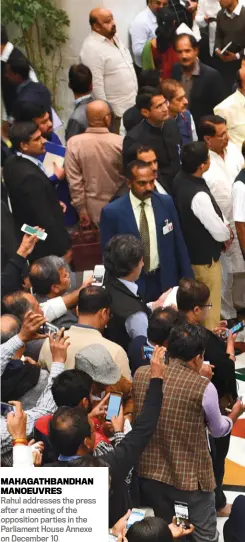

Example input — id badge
[163,220,173,235]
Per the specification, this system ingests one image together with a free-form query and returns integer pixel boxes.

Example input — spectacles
[202,303,212,310]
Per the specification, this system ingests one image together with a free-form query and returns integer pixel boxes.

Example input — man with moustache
[80,8,138,132]
[100,160,193,301]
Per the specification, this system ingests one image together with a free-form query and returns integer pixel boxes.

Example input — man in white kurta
[80,8,138,128]
[202,115,245,321]
[214,68,245,151]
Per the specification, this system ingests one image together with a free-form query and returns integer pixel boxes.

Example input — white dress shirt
[233,178,245,222]
[80,32,138,117]
[203,142,245,273]
[129,6,157,67]
[195,0,220,55]
[191,192,230,242]
[129,191,159,271]
[214,90,245,150]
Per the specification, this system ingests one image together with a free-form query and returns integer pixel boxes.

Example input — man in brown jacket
[133,323,245,542]
[65,100,126,226]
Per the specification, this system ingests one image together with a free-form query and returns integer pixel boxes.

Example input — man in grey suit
[65,63,93,141]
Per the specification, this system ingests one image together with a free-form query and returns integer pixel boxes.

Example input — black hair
[2,291,34,321]
[138,70,160,89]
[174,33,199,51]
[125,145,158,164]
[1,24,8,45]
[177,278,210,312]
[68,456,109,467]
[9,121,38,152]
[127,517,173,542]
[29,256,65,296]
[77,286,112,315]
[167,323,206,362]
[51,369,92,407]
[14,102,47,123]
[104,235,144,278]
[7,56,30,80]
[180,141,209,174]
[126,159,151,181]
[242,140,245,160]
[49,406,91,456]
[0,314,21,344]
[156,7,176,53]
[148,307,186,345]
[136,86,163,112]
[199,115,226,139]
[89,13,98,26]
[68,64,92,94]
[236,69,243,89]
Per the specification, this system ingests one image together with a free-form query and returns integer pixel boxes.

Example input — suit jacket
[100,192,193,293]
[123,118,181,193]
[3,155,71,261]
[65,127,126,224]
[65,95,93,141]
[172,61,225,135]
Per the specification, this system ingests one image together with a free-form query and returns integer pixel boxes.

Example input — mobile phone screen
[106,394,122,421]
[174,501,190,528]
[127,509,146,529]
[230,321,244,335]
[21,224,47,240]
[1,402,14,416]
[143,346,154,361]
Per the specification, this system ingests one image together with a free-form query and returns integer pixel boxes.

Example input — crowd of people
[1,1,245,541]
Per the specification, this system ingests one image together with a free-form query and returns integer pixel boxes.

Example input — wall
[57,0,145,123]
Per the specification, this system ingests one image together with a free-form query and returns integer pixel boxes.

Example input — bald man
[80,8,138,131]
[65,100,126,226]
[214,67,245,150]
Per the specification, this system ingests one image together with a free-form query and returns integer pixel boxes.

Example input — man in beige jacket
[65,100,126,227]
[39,285,131,381]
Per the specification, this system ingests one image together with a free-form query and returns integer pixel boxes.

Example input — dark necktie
[139,201,150,273]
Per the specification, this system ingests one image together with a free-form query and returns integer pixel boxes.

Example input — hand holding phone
[92,265,105,286]
[174,501,191,530]
[21,224,47,240]
[106,393,123,422]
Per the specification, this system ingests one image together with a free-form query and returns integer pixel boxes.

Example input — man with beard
[80,8,138,132]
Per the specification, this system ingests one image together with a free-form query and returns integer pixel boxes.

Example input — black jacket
[104,276,150,352]
[204,328,237,401]
[172,169,224,265]
[44,378,163,526]
[123,118,181,193]
[172,62,225,135]
[1,46,30,116]
[3,155,71,261]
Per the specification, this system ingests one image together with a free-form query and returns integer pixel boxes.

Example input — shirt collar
[192,59,200,76]
[146,6,157,23]
[236,88,245,105]
[129,190,152,209]
[224,1,243,17]
[118,278,138,296]
[85,127,109,134]
[74,94,92,106]
[58,454,80,462]
[16,152,43,169]
[74,323,99,331]
[1,41,14,62]
[91,30,119,45]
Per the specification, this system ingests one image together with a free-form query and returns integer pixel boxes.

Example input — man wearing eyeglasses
[200,114,245,327]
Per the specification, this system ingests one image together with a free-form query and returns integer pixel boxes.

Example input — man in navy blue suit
[100,160,193,302]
